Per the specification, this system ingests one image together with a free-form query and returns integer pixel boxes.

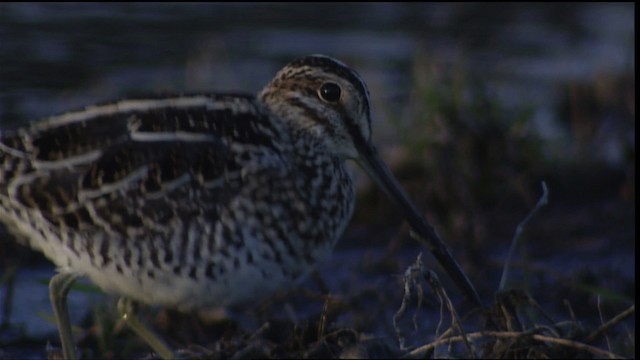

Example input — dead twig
[586,304,635,343]
[394,253,475,357]
[499,181,549,291]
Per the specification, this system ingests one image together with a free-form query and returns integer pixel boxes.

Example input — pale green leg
[117,297,174,360]
[49,272,81,360]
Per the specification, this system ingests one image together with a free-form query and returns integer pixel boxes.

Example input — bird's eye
[318,82,341,103]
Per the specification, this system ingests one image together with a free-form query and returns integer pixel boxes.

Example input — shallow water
[0,4,633,132]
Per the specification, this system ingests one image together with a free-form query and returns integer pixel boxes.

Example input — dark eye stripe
[285,95,365,147]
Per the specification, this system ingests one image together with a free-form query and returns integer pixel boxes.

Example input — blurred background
[0,3,634,358]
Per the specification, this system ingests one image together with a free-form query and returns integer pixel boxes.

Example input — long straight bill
[355,139,482,307]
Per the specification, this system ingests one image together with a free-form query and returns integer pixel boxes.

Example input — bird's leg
[49,272,81,360]
[117,297,174,360]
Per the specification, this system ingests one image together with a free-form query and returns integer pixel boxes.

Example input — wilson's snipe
[0,55,480,358]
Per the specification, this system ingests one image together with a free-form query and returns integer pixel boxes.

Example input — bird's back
[1,94,276,244]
